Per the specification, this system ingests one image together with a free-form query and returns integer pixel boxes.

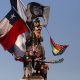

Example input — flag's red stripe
[50,37,67,50]
[0,19,28,50]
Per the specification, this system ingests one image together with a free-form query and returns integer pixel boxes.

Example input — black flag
[10,0,17,10]
[27,2,50,23]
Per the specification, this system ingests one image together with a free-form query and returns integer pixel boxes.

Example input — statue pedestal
[20,75,44,80]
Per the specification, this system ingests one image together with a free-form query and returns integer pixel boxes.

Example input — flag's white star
[10,14,16,19]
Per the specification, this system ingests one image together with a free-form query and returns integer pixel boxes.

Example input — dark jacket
[26,32,43,49]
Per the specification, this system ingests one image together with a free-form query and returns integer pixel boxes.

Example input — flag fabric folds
[50,37,68,56]
[10,0,27,22]
[8,32,29,57]
[27,2,50,23]
[17,0,27,22]
[0,8,29,50]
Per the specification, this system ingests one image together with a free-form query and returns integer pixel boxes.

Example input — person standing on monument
[22,18,45,78]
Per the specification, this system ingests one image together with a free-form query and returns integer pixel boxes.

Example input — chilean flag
[0,8,29,50]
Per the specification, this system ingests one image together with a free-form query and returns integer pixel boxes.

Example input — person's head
[33,18,42,30]
[33,18,40,27]
[32,18,42,38]
[25,51,29,56]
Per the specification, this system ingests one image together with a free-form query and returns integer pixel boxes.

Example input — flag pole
[19,0,26,8]
[45,27,51,38]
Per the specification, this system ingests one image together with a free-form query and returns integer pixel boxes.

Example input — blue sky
[0,0,80,80]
